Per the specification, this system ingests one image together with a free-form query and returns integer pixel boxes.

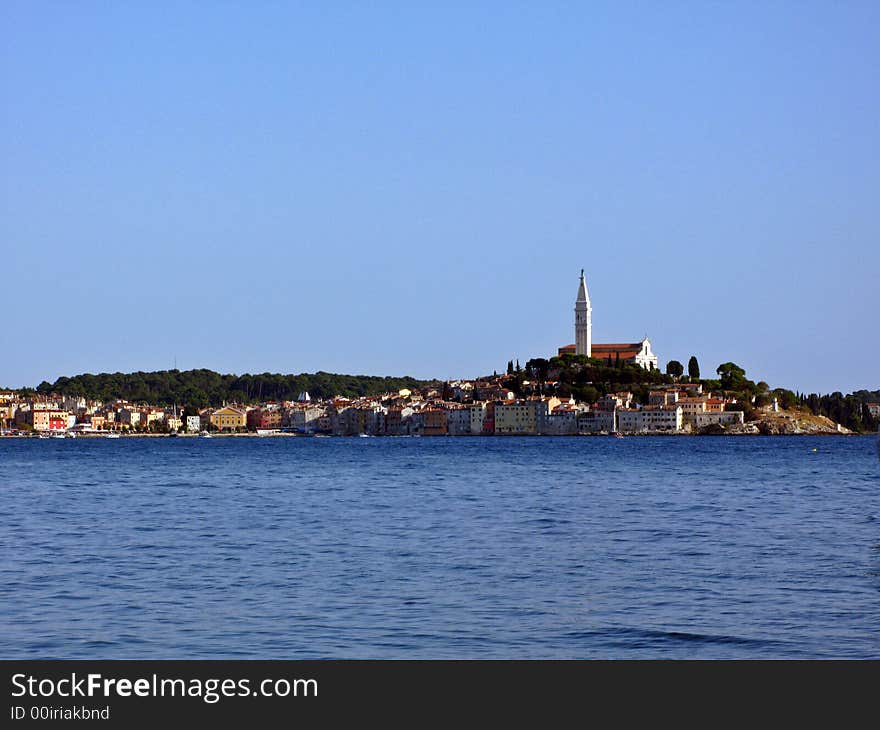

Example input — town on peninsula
[3,272,877,438]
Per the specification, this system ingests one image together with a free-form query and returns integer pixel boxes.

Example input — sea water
[1,435,878,658]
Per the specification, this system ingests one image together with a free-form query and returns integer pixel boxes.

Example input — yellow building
[494,402,538,434]
[210,406,247,431]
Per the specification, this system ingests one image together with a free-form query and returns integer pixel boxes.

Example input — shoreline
[1,431,868,439]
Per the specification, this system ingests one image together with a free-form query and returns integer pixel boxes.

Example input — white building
[630,339,659,370]
[617,406,682,433]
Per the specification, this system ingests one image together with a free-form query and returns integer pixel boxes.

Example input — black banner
[3,660,876,724]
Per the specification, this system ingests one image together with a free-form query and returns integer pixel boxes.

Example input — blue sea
[1,435,878,659]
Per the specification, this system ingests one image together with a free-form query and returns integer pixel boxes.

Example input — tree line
[31,369,435,408]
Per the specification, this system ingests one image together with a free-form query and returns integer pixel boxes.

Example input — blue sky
[2,2,878,393]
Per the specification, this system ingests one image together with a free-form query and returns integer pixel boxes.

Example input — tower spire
[575,269,592,357]
[576,269,590,303]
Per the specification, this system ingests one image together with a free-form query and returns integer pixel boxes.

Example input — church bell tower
[575,269,592,357]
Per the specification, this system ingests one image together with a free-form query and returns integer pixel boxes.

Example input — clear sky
[2,2,878,394]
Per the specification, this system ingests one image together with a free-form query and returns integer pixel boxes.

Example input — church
[557,270,659,369]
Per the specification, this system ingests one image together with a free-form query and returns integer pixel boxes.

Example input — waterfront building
[494,401,538,434]
[16,408,45,431]
[286,404,325,433]
[577,409,616,433]
[247,407,283,431]
[407,409,425,436]
[617,406,683,433]
[446,406,472,436]
[49,411,68,431]
[330,405,357,436]
[481,401,496,434]
[541,404,580,435]
[469,403,487,434]
[117,407,141,428]
[209,406,247,431]
[17,407,69,431]
[384,407,404,436]
[422,407,448,436]
[83,414,105,430]
[360,405,386,436]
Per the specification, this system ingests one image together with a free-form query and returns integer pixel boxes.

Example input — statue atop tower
[575,269,592,357]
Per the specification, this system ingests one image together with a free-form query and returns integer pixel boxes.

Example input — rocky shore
[704,410,852,436]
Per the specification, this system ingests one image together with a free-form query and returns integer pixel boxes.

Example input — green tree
[572,385,600,404]
[666,360,684,378]
[687,356,700,380]
[716,362,748,391]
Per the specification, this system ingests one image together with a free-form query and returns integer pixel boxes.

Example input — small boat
[50,432,66,439]
[611,431,624,439]
[256,429,279,437]
[199,431,212,439]
[105,432,121,439]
